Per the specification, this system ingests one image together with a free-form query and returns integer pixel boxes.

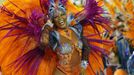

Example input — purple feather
[75,0,110,34]
[8,47,44,75]
[88,44,107,56]
[87,38,113,46]
[1,6,43,43]
[0,2,46,75]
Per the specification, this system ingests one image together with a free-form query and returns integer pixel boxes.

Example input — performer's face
[53,10,67,29]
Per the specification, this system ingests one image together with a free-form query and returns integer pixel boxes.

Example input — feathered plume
[75,0,110,33]
[0,1,46,75]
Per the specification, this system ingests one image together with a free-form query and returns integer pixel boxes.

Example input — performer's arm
[81,37,90,70]
[80,37,90,74]
[41,25,51,45]
[82,37,90,61]
[40,20,53,49]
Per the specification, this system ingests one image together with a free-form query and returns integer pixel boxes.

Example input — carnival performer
[110,14,131,70]
[0,0,111,75]
[103,0,134,70]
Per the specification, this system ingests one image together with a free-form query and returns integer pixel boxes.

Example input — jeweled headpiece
[48,0,67,19]
[40,0,67,20]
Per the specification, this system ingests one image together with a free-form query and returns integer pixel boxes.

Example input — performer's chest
[56,30,83,54]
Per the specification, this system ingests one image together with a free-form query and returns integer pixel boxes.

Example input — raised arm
[40,20,53,50]
[41,25,51,45]
[40,20,59,51]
